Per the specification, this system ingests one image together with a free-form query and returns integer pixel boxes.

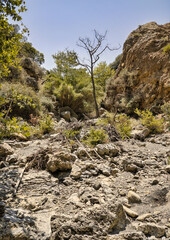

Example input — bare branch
[76,30,120,118]
[76,57,91,73]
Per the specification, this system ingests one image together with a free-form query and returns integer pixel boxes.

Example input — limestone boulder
[47,151,76,172]
[0,143,14,157]
[96,143,119,157]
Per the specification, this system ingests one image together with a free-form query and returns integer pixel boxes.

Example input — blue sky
[22,0,170,70]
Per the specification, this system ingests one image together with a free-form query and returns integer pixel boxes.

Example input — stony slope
[0,119,170,240]
[104,22,170,114]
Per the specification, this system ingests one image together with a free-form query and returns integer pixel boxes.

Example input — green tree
[19,42,45,65]
[52,50,90,88]
[0,0,27,21]
[44,50,94,114]
[0,0,27,77]
[94,61,115,91]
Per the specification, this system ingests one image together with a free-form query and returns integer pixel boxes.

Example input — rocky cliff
[104,22,170,114]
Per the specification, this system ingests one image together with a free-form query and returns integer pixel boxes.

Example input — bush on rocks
[135,108,164,133]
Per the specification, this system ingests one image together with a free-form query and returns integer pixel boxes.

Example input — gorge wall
[104,22,170,114]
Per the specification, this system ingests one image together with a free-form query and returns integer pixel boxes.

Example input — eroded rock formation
[104,22,170,114]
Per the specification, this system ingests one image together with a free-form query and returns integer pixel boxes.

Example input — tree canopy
[0,0,27,77]
[19,42,45,65]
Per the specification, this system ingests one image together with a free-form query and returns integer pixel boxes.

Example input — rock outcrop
[104,22,170,114]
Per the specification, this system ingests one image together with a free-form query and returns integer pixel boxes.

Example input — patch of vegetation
[163,44,170,53]
[0,113,55,139]
[97,112,131,140]
[0,82,40,120]
[115,113,132,139]
[0,116,34,139]
[135,108,164,133]
[96,111,115,126]
[161,102,170,117]
[0,0,27,77]
[38,114,54,135]
[64,129,80,140]
[83,127,108,147]
[54,83,85,114]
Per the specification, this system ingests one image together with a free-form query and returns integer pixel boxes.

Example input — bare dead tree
[77,30,120,118]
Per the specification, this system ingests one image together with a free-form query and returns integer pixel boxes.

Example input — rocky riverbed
[0,119,170,240]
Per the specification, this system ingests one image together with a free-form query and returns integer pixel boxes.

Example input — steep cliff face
[104,22,170,114]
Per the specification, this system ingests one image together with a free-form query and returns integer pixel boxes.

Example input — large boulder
[104,22,170,114]
[47,151,76,172]
[96,143,119,157]
[0,143,14,157]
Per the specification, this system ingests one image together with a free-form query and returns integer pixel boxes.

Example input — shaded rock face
[20,57,43,91]
[104,22,170,114]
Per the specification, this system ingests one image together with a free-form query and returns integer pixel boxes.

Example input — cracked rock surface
[0,125,169,240]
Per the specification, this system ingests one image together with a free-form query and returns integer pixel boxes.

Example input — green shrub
[135,108,164,133]
[115,113,132,139]
[54,83,85,114]
[38,114,54,135]
[97,112,132,139]
[0,116,35,139]
[39,95,55,113]
[0,82,40,119]
[97,112,115,126]
[83,127,108,147]
[96,117,109,126]
[64,129,80,140]
[163,44,170,53]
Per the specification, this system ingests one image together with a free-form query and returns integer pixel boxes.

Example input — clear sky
[22,0,170,70]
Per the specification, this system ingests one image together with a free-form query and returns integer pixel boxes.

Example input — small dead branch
[13,163,28,197]
[75,137,95,161]
[93,149,104,160]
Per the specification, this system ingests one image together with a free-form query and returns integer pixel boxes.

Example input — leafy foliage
[44,50,113,115]
[94,61,115,90]
[115,114,132,139]
[0,83,40,119]
[0,0,27,77]
[135,108,164,133]
[0,0,27,21]
[0,19,23,77]
[0,116,34,139]
[64,129,80,140]
[19,42,45,65]
[0,113,54,140]
[54,83,85,114]
[97,112,132,139]
[96,111,114,126]
[38,114,54,135]
[163,44,170,53]
[83,127,108,147]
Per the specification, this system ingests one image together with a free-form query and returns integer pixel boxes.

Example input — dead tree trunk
[77,30,120,118]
